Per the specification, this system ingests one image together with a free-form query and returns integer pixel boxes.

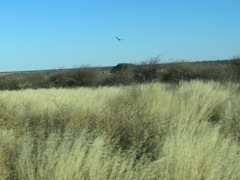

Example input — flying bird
[116,37,124,41]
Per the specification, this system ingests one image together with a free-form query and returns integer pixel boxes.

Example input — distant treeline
[0,58,240,90]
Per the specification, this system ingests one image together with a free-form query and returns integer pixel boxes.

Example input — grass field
[0,80,240,179]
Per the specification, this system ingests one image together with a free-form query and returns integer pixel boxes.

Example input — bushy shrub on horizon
[0,74,20,90]
[134,57,161,83]
[162,61,193,83]
[48,67,102,88]
[231,57,240,80]
[1,58,240,90]
[111,63,135,74]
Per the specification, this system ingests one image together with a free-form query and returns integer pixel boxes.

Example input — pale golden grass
[0,129,19,179]
[15,130,161,180]
[162,121,240,179]
[0,80,240,179]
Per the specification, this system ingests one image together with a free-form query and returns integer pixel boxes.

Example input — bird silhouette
[116,37,124,41]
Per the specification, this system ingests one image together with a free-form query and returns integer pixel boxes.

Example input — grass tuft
[0,80,240,179]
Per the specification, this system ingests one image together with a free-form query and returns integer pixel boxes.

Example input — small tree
[134,57,161,83]
[111,63,135,73]
[162,61,193,83]
[68,67,101,87]
[48,70,70,87]
[104,63,135,85]
[231,57,240,81]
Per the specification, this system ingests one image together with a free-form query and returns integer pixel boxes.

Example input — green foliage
[162,61,193,83]
[68,67,101,87]
[48,70,70,87]
[104,63,135,85]
[104,70,135,86]
[0,75,20,90]
[231,57,240,67]
[48,67,101,87]
[134,57,161,83]
[0,58,240,90]
[111,63,135,73]
[231,57,240,80]
[20,72,48,89]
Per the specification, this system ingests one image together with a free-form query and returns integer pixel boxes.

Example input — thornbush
[162,61,193,83]
[134,57,161,83]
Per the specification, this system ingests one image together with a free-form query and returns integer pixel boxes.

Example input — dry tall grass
[0,80,240,179]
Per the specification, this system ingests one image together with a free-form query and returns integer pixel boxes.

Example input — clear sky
[0,0,239,72]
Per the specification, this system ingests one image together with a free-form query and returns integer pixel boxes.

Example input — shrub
[0,75,20,90]
[19,72,48,89]
[48,70,70,88]
[68,67,101,87]
[103,63,135,86]
[104,70,135,86]
[231,57,240,81]
[111,63,135,73]
[48,67,101,88]
[162,61,193,83]
[192,62,235,82]
[134,57,161,83]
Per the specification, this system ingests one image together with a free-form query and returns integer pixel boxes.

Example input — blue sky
[0,0,239,72]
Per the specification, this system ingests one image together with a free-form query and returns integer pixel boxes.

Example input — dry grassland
[0,80,240,179]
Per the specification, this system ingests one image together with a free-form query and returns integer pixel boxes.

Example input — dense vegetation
[0,80,240,179]
[0,58,240,179]
[0,57,239,90]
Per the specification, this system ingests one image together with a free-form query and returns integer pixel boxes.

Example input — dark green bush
[111,63,135,73]
[231,58,240,67]
[68,67,101,87]
[162,61,193,83]
[134,57,161,83]
[0,75,20,90]
[103,63,136,86]
[104,70,135,86]
[48,70,71,88]
[0,58,239,90]
[192,62,236,82]
[231,58,240,81]
[18,72,48,89]
[0,72,49,90]
[48,67,102,88]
